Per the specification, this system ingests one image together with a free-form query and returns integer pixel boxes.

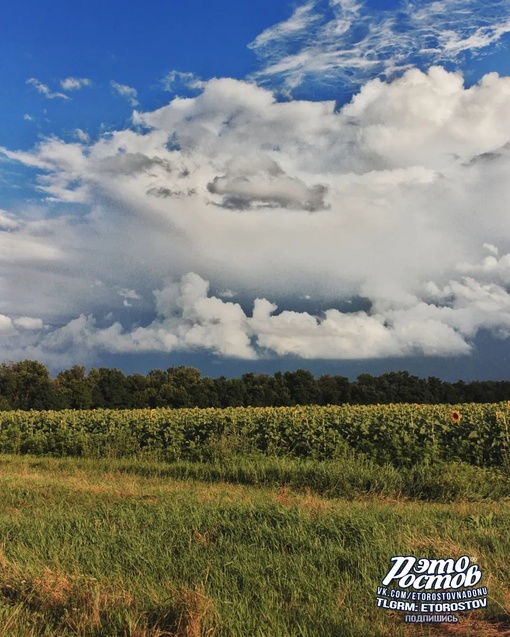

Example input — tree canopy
[0,361,508,410]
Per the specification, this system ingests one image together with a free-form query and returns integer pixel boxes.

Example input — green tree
[55,365,92,409]
[0,360,61,410]
[351,374,386,404]
[317,374,351,405]
[284,369,319,405]
[214,377,246,407]
[88,367,129,408]
[125,373,149,408]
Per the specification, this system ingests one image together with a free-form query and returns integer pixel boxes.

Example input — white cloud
[110,81,139,106]
[483,243,499,256]
[60,77,92,91]
[26,78,69,100]
[0,229,62,262]
[0,315,15,335]
[118,288,141,307]
[341,67,510,169]
[118,289,141,300]
[3,274,255,363]
[75,129,90,143]
[162,70,205,92]
[457,251,510,285]
[13,317,44,330]
[5,265,510,363]
[218,289,235,299]
[2,69,510,364]
[0,210,20,231]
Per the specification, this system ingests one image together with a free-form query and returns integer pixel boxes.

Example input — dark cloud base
[87,331,510,383]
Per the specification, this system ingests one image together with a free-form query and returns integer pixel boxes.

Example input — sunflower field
[0,403,509,468]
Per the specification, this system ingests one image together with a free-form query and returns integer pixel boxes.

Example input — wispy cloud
[26,78,69,100]
[60,77,92,91]
[75,129,90,143]
[0,209,20,231]
[250,0,510,93]
[162,70,205,92]
[110,80,139,106]
[251,1,321,49]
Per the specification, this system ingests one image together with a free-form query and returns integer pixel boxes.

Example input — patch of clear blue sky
[0,0,291,150]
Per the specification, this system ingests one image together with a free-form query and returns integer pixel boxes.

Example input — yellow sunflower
[450,410,462,423]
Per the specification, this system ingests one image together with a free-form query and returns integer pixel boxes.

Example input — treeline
[0,360,509,411]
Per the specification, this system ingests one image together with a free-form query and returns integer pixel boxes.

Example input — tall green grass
[11,451,509,502]
[0,455,508,636]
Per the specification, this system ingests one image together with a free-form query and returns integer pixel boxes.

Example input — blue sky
[2,0,510,380]
[0,0,289,148]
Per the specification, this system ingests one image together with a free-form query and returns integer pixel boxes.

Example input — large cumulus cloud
[1,67,510,365]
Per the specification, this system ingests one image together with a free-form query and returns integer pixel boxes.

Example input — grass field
[0,454,508,636]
